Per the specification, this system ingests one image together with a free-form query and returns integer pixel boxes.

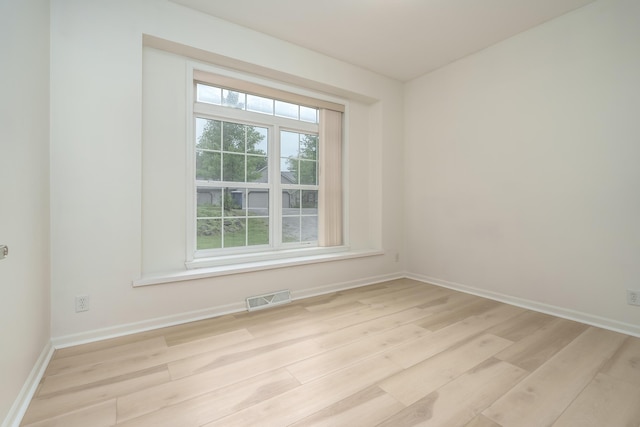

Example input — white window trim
[133,249,382,287]
[184,62,350,270]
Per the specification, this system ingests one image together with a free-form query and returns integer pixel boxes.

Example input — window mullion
[272,124,282,249]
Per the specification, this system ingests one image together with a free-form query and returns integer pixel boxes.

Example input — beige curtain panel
[318,108,343,247]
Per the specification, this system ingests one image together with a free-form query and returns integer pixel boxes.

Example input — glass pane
[222,153,246,182]
[299,160,317,185]
[196,118,221,151]
[301,216,318,242]
[300,106,318,123]
[247,155,268,183]
[223,122,246,153]
[248,189,269,215]
[246,94,274,115]
[279,158,295,184]
[197,189,222,217]
[299,134,317,160]
[223,218,246,247]
[301,190,318,211]
[196,151,221,181]
[223,188,246,216]
[222,89,245,109]
[249,126,268,155]
[196,84,222,105]
[280,131,299,158]
[282,189,300,212]
[275,100,298,119]
[197,218,222,250]
[248,217,269,246]
[282,216,300,243]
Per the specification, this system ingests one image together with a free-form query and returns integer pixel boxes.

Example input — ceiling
[171,0,597,82]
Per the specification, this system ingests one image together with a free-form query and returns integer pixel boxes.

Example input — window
[195,118,271,250]
[188,70,345,267]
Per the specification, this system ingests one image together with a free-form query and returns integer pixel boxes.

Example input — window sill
[132,248,384,287]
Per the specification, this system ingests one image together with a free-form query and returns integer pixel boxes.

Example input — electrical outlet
[627,290,640,306]
[75,295,90,312]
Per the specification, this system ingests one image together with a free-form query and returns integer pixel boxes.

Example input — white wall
[405,0,640,334]
[50,0,404,341]
[0,0,51,423]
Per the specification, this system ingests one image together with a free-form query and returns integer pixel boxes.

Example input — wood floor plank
[21,366,170,425]
[289,386,404,427]
[115,369,300,427]
[312,307,430,350]
[465,414,503,427]
[48,328,253,382]
[162,328,254,361]
[117,338,324,422]
[551,373,640,427]
[287,324,428,383]
[51,327,170,359]
[386,303,524,369]
[304,299,370,319]
[38,328,255,402]
[483,327,628,427]
[167,330,323,380]
[415,297,501,331]
[156,317,238,347]
[235,306,329,334]
[244,301,363,338]
[486,310,556,342]
[414,290,472,309]
[162,318,253,347]
[376,358,527,427]
[232,302,308,321]
[45,337,168,377]
[495,317,588,371]
[202,354,403,427]
[22,399,116,427]
[379,334,513,406]
[325,288,451,329]
[300,280,424,312]
[598,336,640,386]
[357,283,445,305]
[38,337,170,396]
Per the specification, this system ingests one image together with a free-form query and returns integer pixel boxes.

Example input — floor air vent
[246,290,291,311]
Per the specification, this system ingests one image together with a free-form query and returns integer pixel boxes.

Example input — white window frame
[184,63,349,270]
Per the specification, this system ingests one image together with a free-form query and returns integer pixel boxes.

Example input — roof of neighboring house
[256,167,297,184]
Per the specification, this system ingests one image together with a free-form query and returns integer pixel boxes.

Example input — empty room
[1,0,639,426]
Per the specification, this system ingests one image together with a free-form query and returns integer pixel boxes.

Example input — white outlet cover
[627,290,640,306]
[75,295,90,312]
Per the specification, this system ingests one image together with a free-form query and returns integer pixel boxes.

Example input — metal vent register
[246,290,291,311]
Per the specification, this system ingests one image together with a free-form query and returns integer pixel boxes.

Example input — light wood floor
[22,279,640,426]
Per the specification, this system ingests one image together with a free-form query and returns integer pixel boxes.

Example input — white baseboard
[407,272,640,338]
[52,301,246,349]
[1,341,54,427]
[51,272,405,349]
